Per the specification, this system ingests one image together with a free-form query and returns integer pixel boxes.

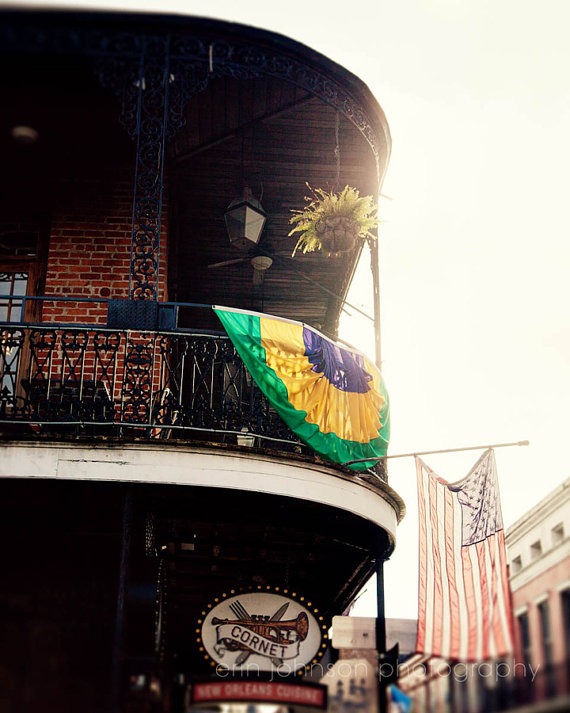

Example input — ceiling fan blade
[207,257,248,269]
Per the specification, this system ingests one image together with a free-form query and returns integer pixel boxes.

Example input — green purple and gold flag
[214,306,390,470]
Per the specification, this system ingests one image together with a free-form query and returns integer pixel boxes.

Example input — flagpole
[376,559,387,713]
[343,440,529,467]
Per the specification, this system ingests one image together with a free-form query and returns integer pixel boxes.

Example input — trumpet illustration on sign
[212,599,309,665]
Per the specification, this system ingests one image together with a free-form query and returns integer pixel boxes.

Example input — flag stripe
[416,450,514,662]
[437,482,451,658]
[428,474,443,655]
[502,531,516,650]
[489,534,505,657]
[496,530,515,653]
[443,484,461,659]
[416,459,429,652]
[477,538,491,659]
[423,472,435,654]
[467,544,484,660]
[453,495,469,661]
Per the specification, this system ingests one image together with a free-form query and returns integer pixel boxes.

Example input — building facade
[0,7,401,713]
[506,476,570,709]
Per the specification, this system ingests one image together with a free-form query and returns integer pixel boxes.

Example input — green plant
[289,184,378,256]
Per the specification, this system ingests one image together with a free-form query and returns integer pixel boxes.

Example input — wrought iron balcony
[0,320,308,452]
[0,297,388,481]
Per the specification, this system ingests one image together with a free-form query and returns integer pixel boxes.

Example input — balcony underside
[0,461,401,691]
[0,439,402,539]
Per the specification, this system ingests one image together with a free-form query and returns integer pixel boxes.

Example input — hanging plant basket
[315,215,359,254]
[289,184,378,257]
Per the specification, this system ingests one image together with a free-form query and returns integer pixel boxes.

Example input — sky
[5,0,570,620]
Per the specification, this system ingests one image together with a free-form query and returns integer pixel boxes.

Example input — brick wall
[31,170,171,414]
[43,170,169,324]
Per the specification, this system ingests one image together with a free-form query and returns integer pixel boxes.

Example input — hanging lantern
[224,187,267,249]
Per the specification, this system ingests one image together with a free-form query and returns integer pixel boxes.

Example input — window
[538,600,555,696]
[516,612,533,698]
[0,229,38,257]
[0,217,48,402]
[511,555,522,574]
[0,272,28,323]
[517,612,531,666]
[562,588,570,661]
[530,540,542,560]
[538,601,551,654]
[0,219,46,323]
[551,523,564,546]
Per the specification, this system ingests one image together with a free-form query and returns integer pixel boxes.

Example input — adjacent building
[506,476,570,709]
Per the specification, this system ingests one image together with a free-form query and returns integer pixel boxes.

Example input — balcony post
[127,35,171,302]
[370,235,382,369]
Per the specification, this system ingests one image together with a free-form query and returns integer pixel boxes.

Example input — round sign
[197,589,327,674]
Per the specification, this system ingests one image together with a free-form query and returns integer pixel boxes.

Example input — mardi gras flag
[214,306,390,471]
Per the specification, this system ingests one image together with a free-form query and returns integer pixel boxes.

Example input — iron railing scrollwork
[0,327,25,413]
[1,322,390,481]
[0,324,308,455]
[122,332,157,424]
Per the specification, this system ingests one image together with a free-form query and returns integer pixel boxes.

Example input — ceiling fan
[207,254,274,286]
[207,246,295,271]
[207,256,252,270]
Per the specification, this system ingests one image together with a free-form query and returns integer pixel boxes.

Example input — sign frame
[196,586,328,675]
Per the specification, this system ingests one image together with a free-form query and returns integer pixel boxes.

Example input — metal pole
[370,218,386,711]
[376,558,388,713]
[369,237,382,368]
[113,489,133,712]
[343,439,529,467]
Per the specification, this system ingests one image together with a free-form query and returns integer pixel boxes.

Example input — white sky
[5,0,570,620]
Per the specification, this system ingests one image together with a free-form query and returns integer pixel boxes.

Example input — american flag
[416,449,514,661]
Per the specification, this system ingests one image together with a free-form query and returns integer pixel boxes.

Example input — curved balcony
[0,299,388,481]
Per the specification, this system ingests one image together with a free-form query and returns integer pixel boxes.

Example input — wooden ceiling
[168,74,379,337]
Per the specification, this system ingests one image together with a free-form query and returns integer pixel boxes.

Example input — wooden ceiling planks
[168,74,377,336]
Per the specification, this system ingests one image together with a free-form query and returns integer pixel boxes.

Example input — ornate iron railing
[0,322,308,454]
[1,299,388,480]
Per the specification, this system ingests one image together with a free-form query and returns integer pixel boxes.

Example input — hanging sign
[197,589,326,673]
[190,680,327,709]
